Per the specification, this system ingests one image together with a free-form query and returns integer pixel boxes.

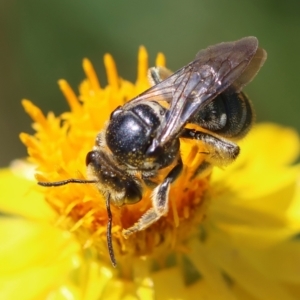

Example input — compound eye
[86,151,98,166]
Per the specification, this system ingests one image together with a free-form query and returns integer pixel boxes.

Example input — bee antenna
[106,194,117,267]
[38,178,117,266]
[38,179,97,186]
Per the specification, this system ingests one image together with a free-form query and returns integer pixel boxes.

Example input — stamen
[19,133,39,150]
[21,100,47,127]
[170,196,179,227]
[83,58,101,91]
[137,46,148,83]
[58,80,81,112]
[156,52,166,67]
[104,53,119,90]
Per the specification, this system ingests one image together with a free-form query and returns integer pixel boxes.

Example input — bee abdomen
[193,87,254,140]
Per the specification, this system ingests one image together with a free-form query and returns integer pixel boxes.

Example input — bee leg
[122,159,183,238]
[181,128,240,167]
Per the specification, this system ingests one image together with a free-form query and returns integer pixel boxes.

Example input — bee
[38,37,267,267]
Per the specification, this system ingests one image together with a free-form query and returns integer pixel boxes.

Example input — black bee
[38,37,267,267]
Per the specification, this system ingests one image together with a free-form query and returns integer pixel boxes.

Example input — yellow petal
[0,217,80,300]
[0,168,55,220]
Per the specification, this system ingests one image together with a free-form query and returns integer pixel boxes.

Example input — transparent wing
[127,37,267,153]
[125,66,185,107]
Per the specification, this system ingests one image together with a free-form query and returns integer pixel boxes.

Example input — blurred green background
[1,0,299,167]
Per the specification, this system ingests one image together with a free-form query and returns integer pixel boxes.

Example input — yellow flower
[1,47,300,300]
[20,46,210,269]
